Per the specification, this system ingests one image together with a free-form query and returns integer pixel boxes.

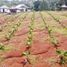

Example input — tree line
[0,0,67,11]
[33,0,67,11]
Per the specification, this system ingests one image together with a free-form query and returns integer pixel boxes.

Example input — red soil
[0,13,67,67]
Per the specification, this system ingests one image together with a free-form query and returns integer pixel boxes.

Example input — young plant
[56,50,67,65]
[22,12,35,66]
[47,12,66,28]
[50,36,59,48]
[0,43,5,50]
[22,51,37,65]
[26,25,33,48]
[5,23,18,40]
[5,30,14,40]
[0,26,2,32]
[26,13,34,49]
[40,12,59,48]
[48,26,59,48]
[48,27,53,35]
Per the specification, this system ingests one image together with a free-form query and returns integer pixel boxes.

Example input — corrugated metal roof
[61,4,67,8]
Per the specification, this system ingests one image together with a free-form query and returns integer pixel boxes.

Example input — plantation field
[0,11,67,67]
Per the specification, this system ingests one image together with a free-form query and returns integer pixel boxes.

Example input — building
[15,4,31,12]
[9,6,17,13]
[0,5,10,13]
[61,4,67,10]
[0,4,31,13]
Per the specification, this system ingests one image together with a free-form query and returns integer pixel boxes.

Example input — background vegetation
[0,0,67,10]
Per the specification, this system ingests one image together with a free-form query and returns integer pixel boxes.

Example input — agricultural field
[0,11,67,67]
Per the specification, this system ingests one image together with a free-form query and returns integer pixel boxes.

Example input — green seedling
[26,31,33,47]
[16,23,21,26]
[47,12,66,28]
[5,31,14,40]
[5,24,18,40]
[48,27,53,35]
[50,37,59,48]
[0,43,13,51]
[23,13,35,65]
[22,51,30,56]
[22,51,37,65]
[56,50,67,65]
[0,43,5,50]
[0,26,2,32]
[27,39,32,46]
[5,35,11,40]
[26,15,34,47]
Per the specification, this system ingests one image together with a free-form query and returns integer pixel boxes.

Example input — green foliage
[0,43,5,50]
[26,25,33,47]
[56,50,67,65]
[48,12,66,29]
[40,12,59,48]
[5,22,22,40]
[40,0,49,10]
[0,26,2,32]
[50,37,58,46]
[26,12,34,47]
[22,51,37,65]
[48,27,53,34]
[0,0,67,11]
[22,51,30,56]
[33,0,41,11]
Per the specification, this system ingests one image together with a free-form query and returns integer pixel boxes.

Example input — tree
[65,0,67,5]
[40,0,49,10]
[33,0,41,11]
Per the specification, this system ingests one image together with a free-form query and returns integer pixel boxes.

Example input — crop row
[0,13,23,32]
[22,11,35,65]
[40,12,67,66]
[47,12,67,29]
[5,13,28,41]
[0,13,28,49]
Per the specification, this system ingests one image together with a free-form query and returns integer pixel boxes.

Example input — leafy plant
[26,12,34,48]
[22,12,35,66]
[40,12,59,48]
[56,50,67,65]
[5,23,19,40]
[22,51,37,65]
[5,13,27,41]
[0,43,5,50]
[47,12,66,28]
[27,27,33,45]
[50,37,58,47]
[5,30,14,40]
[0,26,2,32]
